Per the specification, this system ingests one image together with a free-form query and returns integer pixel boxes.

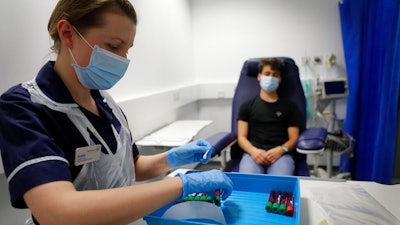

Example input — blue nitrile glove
[167,139,213,168]
[177,169,234,201]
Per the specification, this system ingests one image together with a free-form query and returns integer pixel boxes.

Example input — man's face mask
[68,27,130,90]
[260,76,280,93]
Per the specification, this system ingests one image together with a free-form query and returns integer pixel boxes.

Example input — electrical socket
[313,56,323,65]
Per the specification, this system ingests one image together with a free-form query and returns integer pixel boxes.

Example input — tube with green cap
[265,191,275,212]
[272,192,281,213]
[279,192,288,214]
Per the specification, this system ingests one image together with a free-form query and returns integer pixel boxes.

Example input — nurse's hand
[167,139,213,168]
[177,169,233,201]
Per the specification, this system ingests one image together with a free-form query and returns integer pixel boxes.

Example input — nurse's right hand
[176,169,233,201]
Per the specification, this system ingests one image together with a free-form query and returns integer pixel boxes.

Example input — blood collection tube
[186,193,196,201]
[265,191,275,212]
[194,193,202,201]
[272,191,281,213]
[199,193,207,202]
[286,192,294,216]
[214,189,221,206]
[206,195,213,203]
[279,192,288,215]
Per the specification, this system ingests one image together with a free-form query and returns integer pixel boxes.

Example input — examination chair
[206,57,327,176]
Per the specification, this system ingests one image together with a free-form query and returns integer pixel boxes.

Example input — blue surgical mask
[260,76,280,93]
[68,28,130,90]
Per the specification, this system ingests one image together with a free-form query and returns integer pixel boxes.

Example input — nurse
[0,1,233,224]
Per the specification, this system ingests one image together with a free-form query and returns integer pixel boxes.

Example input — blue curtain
[339,0,400,184]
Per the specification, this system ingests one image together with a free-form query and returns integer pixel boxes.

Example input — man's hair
[258,58,285,73]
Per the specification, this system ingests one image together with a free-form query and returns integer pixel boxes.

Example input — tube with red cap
[286,192,294,216]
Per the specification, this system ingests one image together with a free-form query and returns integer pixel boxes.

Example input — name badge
[74,145,102,166]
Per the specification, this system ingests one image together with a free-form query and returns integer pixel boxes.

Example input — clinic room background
[0,0,398,223]
[0,0,359,173]
[0,0,347,144]
[1,0,398,224]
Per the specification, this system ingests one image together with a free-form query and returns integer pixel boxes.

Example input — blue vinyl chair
[206,57,327,176]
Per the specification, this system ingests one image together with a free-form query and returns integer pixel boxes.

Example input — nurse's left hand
[167,139,213,168]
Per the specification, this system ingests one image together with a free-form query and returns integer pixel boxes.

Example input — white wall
[111,0,195,101]
[0,1,57,93]
[0,0,195,102]
[119,83,235,140]
[191,0,346,84]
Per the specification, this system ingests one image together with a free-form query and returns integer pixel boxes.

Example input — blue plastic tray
[144,172,300,225]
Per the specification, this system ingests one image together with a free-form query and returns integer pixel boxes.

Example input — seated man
[237,58,303,175]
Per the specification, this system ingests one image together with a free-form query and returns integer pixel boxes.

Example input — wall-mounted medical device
[315,78,348,100]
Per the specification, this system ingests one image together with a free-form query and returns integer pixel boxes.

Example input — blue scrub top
[0,61,139,208]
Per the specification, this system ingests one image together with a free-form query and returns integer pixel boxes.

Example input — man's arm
[281,126,300,152]
[263,126,300,163]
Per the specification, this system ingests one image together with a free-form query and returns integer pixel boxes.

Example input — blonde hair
[48,0,137,54]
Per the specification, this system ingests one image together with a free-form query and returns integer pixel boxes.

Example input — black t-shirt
[238,96,303,149]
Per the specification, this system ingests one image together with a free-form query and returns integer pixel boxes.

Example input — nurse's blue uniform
[0,62,139,220]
